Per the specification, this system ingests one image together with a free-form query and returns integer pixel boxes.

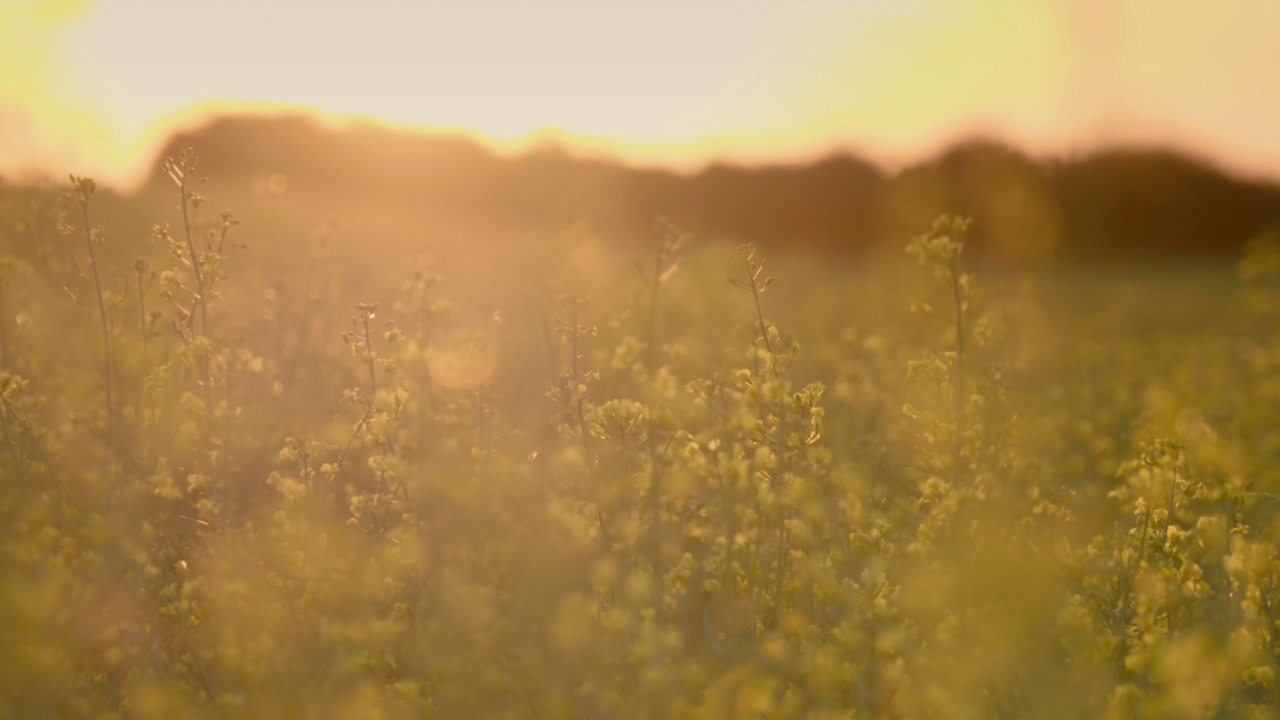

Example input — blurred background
[2,0,1279,267]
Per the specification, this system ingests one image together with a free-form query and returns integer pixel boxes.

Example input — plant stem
[773,514,788,609]
[137,268,149,375]
[360,309,378,400]
[0,391,22,485]
[647,247,663,371]
[566,301,604,541]
[0,277,9,369]
[570,303,592,464]
[745,256,773,356]
[136,265,156,427]
[178,176,208,339]
[950,252,965,484]
[334,408,375,479]
[175,172,216,421]
[81,202,114,447]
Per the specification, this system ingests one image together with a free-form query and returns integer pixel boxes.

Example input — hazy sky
[3,0,1279,187]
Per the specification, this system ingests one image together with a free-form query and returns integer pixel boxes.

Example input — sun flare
[3,0,1280,187]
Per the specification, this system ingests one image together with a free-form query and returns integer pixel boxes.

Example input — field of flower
[1,150,1279,718]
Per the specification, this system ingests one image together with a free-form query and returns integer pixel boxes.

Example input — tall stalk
[730,244,776,375]
[559,295,603,539]
[949,249,966,485]
[645,218,688,371]
[355,302,379,399]
[567,297,593,465]
[0,270,10,369]
[135,258,157,426]
[61,177,116,447]
[907,214,973,487]
[162,150,214,415]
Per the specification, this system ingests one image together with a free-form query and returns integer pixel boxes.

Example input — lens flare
[424,322,499,392]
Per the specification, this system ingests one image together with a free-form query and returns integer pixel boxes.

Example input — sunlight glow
[2,0,1280,187]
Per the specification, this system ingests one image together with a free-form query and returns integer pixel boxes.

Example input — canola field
[1,152,1279,718]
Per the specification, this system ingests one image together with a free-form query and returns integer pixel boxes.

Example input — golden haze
[3,0,1279,188]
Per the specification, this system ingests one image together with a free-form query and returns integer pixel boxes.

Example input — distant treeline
[60,115,1280,263]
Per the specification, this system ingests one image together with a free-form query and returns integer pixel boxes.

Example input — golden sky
[3,0,1279,188]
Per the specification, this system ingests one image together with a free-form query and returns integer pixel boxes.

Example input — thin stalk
[178,176,208,338]
[359,309,378,399]
[745,256,773,356]
[566,302,604,541]
[773,518,788,609]
[355,305,387,492]
[647,247,663,371]
[645,432,676,610]
[0,393,23,488]
[176,174,215,419]
[136,263,156,426]
[334,409,375,480]
[771,410,790,609]
[571,303,592,464]
[1,382,71,500]
[719,454,743,599]
[137,267,150,378]
[81,202,114,446]
[0,277,9,368]
[475,391,492,451]
[950,252,965,484]
[1268,574,1280,708]
[646,443,663,554]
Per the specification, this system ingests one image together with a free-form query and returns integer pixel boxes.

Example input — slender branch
[745,255,773,356]
[358,305,378,399]
[0,276,9,369]
[334,409,375,481]
[950,252,965,484]
[178,173,208,339]
[136,261,156,426]
[165,150,215,419]
[78,190,115,447]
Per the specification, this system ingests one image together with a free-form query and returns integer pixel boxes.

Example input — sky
[2,0,1279,188]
